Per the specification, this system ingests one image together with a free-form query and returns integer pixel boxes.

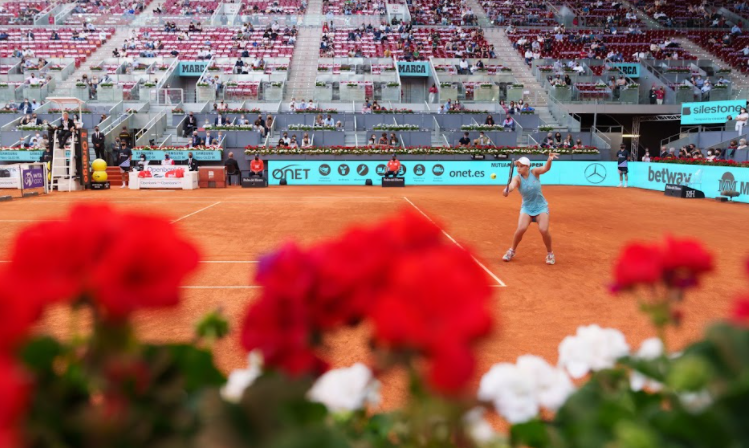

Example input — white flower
[463,407,497,444]
[558,325,630,379]
[478,363,539,423]
[516,355,574,411]
[307,363,380,413]
[679,390,712,413]
[631,338,664,392]
[221,350,263,403]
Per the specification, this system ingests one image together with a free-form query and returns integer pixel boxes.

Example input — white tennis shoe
[502,249,515,262]
[546,252,556,265]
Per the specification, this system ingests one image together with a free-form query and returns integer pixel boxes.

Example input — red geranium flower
[661,236,713,288]
[731,297,749,325]
[91,213,200,320]
[369,245,493,394]
[3,204,200,321]
[0,356,30,448]
[611,242,664,291]
[0,272,44,353]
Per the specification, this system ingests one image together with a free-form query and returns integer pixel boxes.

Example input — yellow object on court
[91,159,107,172]
[490,173,496,179]
[92,171,108,183]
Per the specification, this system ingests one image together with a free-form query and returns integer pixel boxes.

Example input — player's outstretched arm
[503,176,519,197]
[533,152,559,176]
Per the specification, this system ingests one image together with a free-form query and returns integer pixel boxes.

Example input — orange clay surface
[1,185,747,408]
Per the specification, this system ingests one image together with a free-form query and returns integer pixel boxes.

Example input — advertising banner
[178,61,210,77]
[628,162,749,203]
[397,61,430,77]
[267,161,620,187]
[0,165,20,189]
[610,63,640,78]
[21,166,45,189]
[680,100,747,125]
[0,151,44,162]
[132,150,222,161]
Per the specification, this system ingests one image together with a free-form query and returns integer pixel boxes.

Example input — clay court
[1,186,745,406]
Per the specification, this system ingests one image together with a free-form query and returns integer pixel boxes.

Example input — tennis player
[501,153,558,265]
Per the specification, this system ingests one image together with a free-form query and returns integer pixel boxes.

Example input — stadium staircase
[483,27,563,135]
[283,26,323,101]
[56,30,121,92]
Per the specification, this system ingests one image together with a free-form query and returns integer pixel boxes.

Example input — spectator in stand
[573,139,585,149]
[562,134,574,148]
[485,115,495,125]
[521,103,534,113]
[642,150,651,162]
[368,134,377,145]
[474,132,491,146]
[190,131,203,148]
[706,149,717,161]
[323,114,334,126]
[655,86,665,105]
[458,132,471,147]
[184,112,197,137]
[429,84,437,103]
[649,85,657,104]
[554,132,563,144]
[502,114,516,131]
[541,133,555,148]
[378,133,388,145]
[735,107,748,135]
[302,133,312,148]
[659,146,669,158]
[389,133,398,146]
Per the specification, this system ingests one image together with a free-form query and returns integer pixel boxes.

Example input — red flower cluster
[2,204,200,321]
[612,236,714,292]
[731,260,749,325]
[240,210,494,393]
[0,356,29,448]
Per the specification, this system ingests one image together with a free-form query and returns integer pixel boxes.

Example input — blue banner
[267,160,620,187]
[178,61,209,77]
[610,63,640,78]
[0,151,44,162]
[628,162,749,203]
[681,100,747,125]
[133,150,222,161]
[397,61,430,77]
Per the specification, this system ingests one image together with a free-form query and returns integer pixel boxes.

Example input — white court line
[0,219,62,222]
[403,197,507,288]
[200,260,259,263]
[170,202,221,223]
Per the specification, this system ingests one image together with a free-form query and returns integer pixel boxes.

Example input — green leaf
[510,419,550,447]
[19,336,65,374]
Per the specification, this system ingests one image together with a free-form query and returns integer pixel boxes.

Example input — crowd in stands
[119,22,296,60]
[322,0,385,16]
[651,139,748,162]
[640,0,728,28]
[0,2,45,25]
[483,0,557,27]
[320,22,491,60]
[405,0,477,26]
[564,0,640,28]
[508,27,691,63]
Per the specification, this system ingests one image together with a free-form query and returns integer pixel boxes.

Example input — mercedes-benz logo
[584,163,606,184]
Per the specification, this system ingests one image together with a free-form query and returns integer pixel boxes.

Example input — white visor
[516,156,531,166]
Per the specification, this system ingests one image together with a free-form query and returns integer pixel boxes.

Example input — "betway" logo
[648,167,692,184]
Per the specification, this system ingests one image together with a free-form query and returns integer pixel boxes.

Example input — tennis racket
[504,158,515,195]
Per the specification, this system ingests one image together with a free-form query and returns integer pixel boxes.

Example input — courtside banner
[133,150,222,161]
[267,161,620,187]
[629,162,749,203]
[680,100,747,125]
[0,165,20,189]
